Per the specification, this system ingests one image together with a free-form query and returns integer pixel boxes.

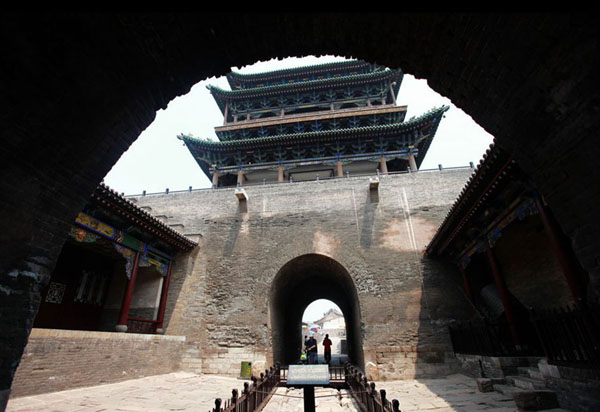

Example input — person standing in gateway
[306,335,318,364]
[322,334,332,365]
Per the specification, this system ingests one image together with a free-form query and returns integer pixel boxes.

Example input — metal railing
[208,363,402,412]
[345,363,400,412]
[210,365,280,412]
[531,303,600,369]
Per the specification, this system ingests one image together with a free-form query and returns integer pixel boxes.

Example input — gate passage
[208,362,401,412]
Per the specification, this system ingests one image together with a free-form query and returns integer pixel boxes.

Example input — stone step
[506,375,547,390]
[494,383,526,396]
[518,366,544,380]
[513,389,560,411]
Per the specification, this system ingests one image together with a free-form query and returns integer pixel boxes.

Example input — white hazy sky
[103,56,494,322]
[303,299,343,324]
[103,55,494,196]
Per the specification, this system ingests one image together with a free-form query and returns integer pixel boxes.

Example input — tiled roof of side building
[425,142,519,257]
[93,183,198,251]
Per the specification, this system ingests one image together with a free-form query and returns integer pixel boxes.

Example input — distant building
[314,309,345,331]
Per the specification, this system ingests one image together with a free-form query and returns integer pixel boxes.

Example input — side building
[10,183,197,397]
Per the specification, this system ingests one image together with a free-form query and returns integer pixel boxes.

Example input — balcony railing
[531,303,600,369]
[126,317,159,334]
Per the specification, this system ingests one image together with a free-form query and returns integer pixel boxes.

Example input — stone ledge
[28,328,186,342]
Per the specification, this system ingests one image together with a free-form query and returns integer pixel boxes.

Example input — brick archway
[1,13,599,407]
[269,254,364,369]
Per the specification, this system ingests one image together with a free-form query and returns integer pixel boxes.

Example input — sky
[102,55,494,322]
[103,55,494,196]
[303,299,343,324]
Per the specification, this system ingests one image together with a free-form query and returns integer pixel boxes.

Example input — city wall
[132,169,475,380]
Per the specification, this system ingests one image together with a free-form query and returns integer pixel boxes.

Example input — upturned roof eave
[425,142,517,258]
[93,183,198,252]
[210,69,403,114]
[181,106,448,152]
[225,60,373,88]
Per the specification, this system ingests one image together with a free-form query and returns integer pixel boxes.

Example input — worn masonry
[133,170,474,379]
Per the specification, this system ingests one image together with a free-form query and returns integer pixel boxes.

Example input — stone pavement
[7,372,571,412]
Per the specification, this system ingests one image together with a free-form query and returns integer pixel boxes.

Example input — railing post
[251,376,257,410]
[362,375,369,409]
[380,389,387,412]
[213,398,222,412]
[231,389,238,412]
[369,382,377,412]
[242,382,249,412]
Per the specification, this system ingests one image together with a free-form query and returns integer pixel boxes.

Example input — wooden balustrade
[531,303,600,369]
[126,317,159,334]
[448,319,541,357]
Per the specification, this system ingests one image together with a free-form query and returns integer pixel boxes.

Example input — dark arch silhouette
[1,13,599,407]
[270,254,364,369]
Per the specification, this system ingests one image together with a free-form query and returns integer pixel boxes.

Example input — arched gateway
[269,254,364,369]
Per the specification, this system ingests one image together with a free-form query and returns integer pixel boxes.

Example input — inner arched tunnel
[270,254,364,369]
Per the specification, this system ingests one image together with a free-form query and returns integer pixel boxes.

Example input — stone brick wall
[10,328,186,398]
[133,170,475,379]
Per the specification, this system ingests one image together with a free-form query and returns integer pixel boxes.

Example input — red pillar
[155,260,173,333]
[534,195,585,307]
[459,264,475,303]
[484,239,520,346]
[115,251,141,332]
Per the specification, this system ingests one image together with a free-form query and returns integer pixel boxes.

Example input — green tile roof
[210,69,403,114]
[181,106,448,152]
[212,69,401,99]
[226,59,375,86]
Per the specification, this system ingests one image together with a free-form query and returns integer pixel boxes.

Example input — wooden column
[389,81,397,104]
[237,170,244,186]
[459,265,474,303]
[116,251,141,332]
[278,167,284,182]
[336,161,343,177]
[155,260,173,334]
[379,158,388,175]
[534,195,585,306]
[484,239,520,345]
[212,172,220,188]
[223,101,229,125]
[408,154,418,172]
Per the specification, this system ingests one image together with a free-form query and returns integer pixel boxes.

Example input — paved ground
[7,372,567,412]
